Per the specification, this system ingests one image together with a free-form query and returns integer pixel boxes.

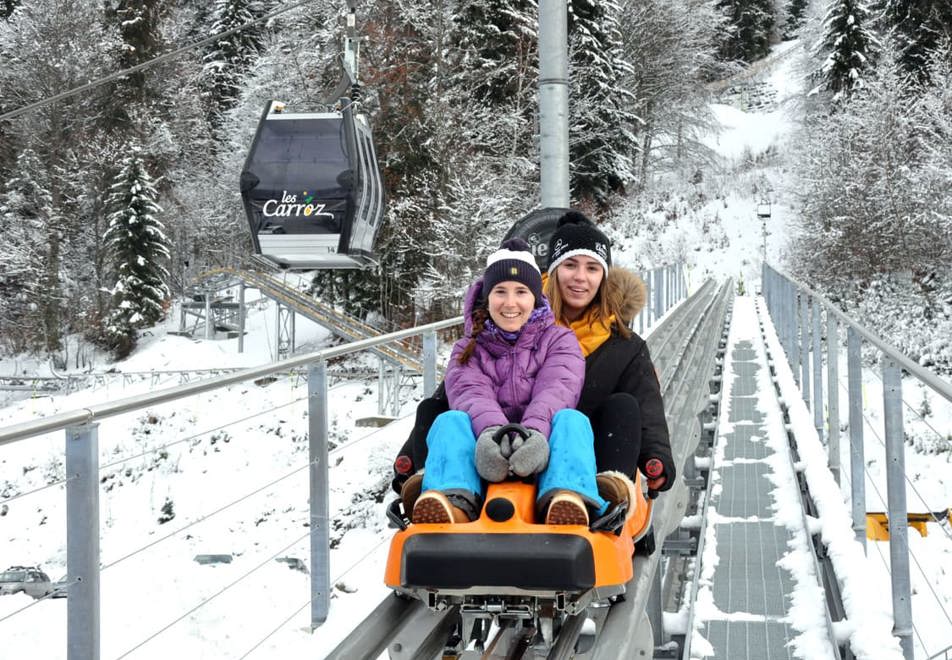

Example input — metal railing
[762,263,952,660]
[0,261,688,659]
[0,316,462,660]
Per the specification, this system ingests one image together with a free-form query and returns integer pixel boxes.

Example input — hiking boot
[596,471,637,521]
[412,490,470,524]
[544,490,589,526]
[401,473,424,514]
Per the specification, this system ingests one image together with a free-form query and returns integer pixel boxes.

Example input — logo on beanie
[595,242,608,259]
[552,238,566,259]
[510,267,519,276]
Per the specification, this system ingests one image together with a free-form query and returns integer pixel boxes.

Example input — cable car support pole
[538,0,570,208]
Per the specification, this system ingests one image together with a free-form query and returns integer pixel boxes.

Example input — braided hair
[457,306,489,365]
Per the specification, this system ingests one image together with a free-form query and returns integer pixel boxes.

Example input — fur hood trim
[606,268,647,326]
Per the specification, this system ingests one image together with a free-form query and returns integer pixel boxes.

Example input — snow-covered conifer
[203,0,270,120]
[104,146,171,357]
[881,0,952,83]
[717,0,776,63]
[814,0,879,100]
[568,0,638,205]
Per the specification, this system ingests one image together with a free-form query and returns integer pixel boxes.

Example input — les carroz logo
[263,190,335,219]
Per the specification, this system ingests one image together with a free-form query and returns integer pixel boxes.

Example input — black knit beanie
[547,211,612,275]
[483,238,543,306]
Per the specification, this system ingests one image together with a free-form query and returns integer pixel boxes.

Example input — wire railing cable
[0,0,317,122]
[0,577,81,625]
[101,461,313,571]
[115,531,311,659]
[0,474,74,506]
[833,366,952,542]
[98,395,308,472]
[237,535,392,659]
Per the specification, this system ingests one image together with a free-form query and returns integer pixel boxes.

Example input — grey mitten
[476,426,509,482]
[509,429,549,477]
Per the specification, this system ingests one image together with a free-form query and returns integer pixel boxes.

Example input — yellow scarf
[559,308,614,358]
[542,272,614,357]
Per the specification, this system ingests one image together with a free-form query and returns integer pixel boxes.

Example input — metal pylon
[276,303,296,359]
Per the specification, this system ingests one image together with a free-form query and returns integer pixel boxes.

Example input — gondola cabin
[240,100,384,269]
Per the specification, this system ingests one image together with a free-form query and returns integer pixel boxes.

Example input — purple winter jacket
[444,278,585,439]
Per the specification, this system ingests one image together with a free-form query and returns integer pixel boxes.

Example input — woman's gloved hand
[641,453,676,493]
[509,429,549,477]
[475,426,509,482]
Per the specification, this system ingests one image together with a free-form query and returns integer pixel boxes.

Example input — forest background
[0,0,950,373]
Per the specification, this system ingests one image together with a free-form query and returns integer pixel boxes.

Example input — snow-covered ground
[2,38,951,659]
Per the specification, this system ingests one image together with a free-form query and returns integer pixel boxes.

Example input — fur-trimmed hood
[605,268,647,326]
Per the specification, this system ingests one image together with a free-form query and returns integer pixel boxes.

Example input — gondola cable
[0,0,318,123]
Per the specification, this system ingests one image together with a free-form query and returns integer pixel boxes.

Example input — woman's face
[487,281,535,332]
[555,255,605,320]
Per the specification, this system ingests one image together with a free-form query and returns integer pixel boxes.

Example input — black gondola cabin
[240,101,384,269]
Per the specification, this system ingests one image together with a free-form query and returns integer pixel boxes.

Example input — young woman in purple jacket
[409,238,609,525]
[395,212,675,534]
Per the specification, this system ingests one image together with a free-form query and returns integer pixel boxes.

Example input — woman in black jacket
[393,211,675,520]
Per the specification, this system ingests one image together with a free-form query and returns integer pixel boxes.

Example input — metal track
[198,268,427,372]
[325,279,732,660]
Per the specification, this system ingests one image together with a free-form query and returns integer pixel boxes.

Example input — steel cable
[0,0,318,122]
[101,461,313,572]
[98,394,308,472]
[236,537,391,659]
[115,531,311,658]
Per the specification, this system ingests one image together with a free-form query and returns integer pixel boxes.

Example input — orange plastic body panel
[384,473,651,591]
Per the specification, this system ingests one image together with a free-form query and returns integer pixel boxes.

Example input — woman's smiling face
[555,255,605,320]
[487,281,535,332]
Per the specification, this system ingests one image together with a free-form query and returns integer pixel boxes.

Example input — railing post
[238,281,245,354]
[827,313,840,484]
[847,327,866,549]
[639,271,646,335]
[882,358,913,660]
[788,281,799,383]
[423,330,437,397]
[812,299,823,442]
[800,293,810,402]
[653,268,663,322]
[66,423,100,660]
[308,361,330,628]
[204,290,213,340]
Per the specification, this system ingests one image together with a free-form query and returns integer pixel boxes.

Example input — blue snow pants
[420,409,608,516]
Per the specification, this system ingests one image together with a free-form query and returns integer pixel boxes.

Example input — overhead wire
[0,0,318,123]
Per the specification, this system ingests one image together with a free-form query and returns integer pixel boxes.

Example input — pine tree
[103,147,171,357]
[203,0,269,120]
[0,149,50,351]
[1,0,18,20]
[105,0,165,106]
[717,0,775,63]
[783,0,809,38]
[568,0,638,206]
[881,0,952,82]
[814,0,879,101]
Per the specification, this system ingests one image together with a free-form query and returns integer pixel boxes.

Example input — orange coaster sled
[384,474,653,606]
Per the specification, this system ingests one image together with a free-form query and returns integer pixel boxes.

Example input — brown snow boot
[544,490,589,526]
[411,490,470,524]
[596,471,638,521]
